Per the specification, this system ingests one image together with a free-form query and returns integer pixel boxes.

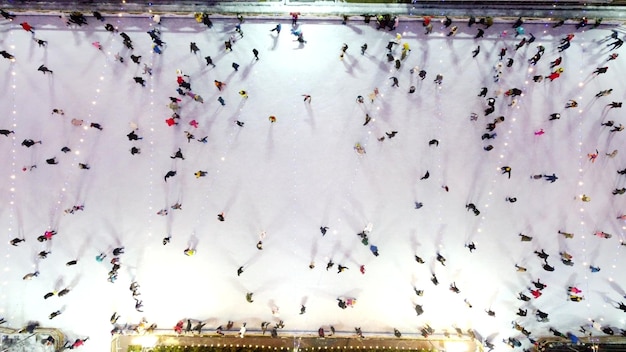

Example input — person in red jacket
[530,289,542,298]
[20,22,34,33]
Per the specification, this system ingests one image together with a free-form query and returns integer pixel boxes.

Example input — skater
[270,23,281,34]
[472,45,480,58]
[535,249,549,259]
[594,66,609,75]
[550,56,562,68]
[22,139,42,147]
[361,43,367,55]
[164,170,176,182]
[190,42,200,54]
[49,310,62,319]
[204,56,216,67]
[133,77,146,87]
[170,148,184,160]
[38,65,53,74]
[126,130,142,141]
[543,173,558,183]
[596,89,613,98]
[0,50,14,60]
[608,101,622,108]
[0,9,16,20]
[252,48,259,60]
[546,68,563,81]
[10,238,25,246]
[390,77,399,87]
[532,279,547,290]
[20,22,34,33]
[501,166,511,178]
[23,271,39,280]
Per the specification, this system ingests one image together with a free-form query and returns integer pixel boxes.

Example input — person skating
[466,203,480,216]
[543,173,558,183]
[164,170,176,182]
[532,279,547,290]
[390,77,399,87]
[204,56,216,67]
[431,273,439,285]
[37,64,53,74]
[21,139,42,147]
[128,54,141,64]
[465,242,476,252]
[596,89,613,98]
[0,9,16,20]
[565,100,578,108]
[594,66,609,75]
[23,271,39,280]
[414,304,423,316]
[436,253,446,266]
[386,131,398,138]
[170,148,184,160]
[135,299,143,312]
[190,42,200,54]
[10,237,25,246]
[20,22,34,33]
[468,45,480,58]
[546,68,563,81]
[49,310,62,319]
[246,292,254,303]
[0,50,14,60]
[270,23,281,34]
[608,101,622,109]
[133,76,146,87]
[501,166,511,178]
[237,266,244,276]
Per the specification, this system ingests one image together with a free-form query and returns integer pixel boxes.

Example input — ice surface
[0,13,625,352]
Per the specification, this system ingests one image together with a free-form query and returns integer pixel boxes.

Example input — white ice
[0,12,625,352]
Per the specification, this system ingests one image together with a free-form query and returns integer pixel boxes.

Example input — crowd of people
[1,6,626,352]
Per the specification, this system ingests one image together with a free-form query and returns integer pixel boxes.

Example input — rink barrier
[114,331,480,352]
[1,3,626,22]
